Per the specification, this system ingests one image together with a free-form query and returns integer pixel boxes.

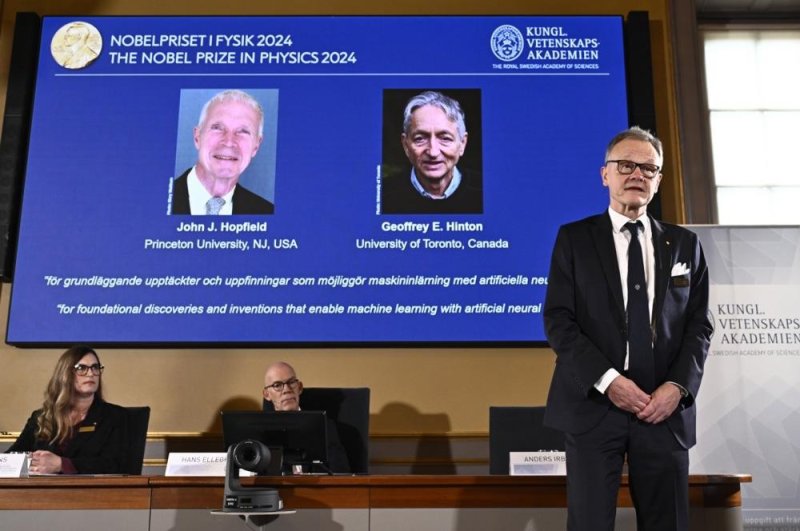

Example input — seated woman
[7,346,128,474]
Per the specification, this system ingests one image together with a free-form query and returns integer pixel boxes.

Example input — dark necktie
[624,221,655,393]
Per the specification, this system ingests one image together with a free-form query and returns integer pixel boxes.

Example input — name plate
[0,453,28,478]
[510,451,567,475]
[165,452,228,476]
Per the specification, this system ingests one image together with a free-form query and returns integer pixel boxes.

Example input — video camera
[223,439,283,511]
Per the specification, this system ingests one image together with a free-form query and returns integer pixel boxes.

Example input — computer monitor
[221,410,329,471]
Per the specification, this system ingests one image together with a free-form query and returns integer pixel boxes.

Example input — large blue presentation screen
[8,15,628,345]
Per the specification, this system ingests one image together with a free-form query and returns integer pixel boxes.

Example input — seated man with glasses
[7,346,129,474]
[262,361,351,473]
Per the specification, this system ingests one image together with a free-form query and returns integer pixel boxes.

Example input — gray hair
[604,126,662,162]
[403,91,466,140]
[197,89,264,138]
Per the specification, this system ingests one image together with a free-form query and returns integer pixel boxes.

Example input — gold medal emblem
[51,21,103,69]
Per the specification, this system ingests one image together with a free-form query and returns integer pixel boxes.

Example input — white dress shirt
[595,207,656,393]
[187,166,235,215]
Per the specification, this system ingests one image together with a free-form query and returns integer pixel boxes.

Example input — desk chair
[125,406,151,475]
[264,387,370,474]
[489,406,565,475]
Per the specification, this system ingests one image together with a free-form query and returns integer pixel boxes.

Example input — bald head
[262,361,303,411]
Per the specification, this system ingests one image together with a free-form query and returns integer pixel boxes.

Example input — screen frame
[4,13,658,349]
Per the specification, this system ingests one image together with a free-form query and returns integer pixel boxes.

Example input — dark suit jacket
[170,168,274,215]
[7,399,129,474]
[543,212,712,449]
[381,169,482,214]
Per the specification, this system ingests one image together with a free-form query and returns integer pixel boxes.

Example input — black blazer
[542,212,712,449]
[7,399,129,474]
[170,168,274,215]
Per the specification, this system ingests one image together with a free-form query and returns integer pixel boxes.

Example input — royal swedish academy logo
[490,25,524,62]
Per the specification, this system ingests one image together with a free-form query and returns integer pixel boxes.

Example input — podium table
[0,474,751,530]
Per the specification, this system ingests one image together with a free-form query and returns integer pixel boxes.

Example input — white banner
[690,226,800,530]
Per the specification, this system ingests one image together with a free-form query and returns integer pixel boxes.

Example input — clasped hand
[28,450,62,475]
[606,376,681,424]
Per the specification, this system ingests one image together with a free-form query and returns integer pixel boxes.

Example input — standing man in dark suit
[170,89,274,215]
[543,126,712,530]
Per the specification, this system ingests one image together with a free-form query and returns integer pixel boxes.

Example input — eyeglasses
[264,378,300,392]
[73,363,104,376]
[606,159,661,179]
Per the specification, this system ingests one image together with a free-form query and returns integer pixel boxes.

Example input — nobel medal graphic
[51,21,103,69]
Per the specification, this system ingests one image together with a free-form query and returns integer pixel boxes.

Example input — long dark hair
[36,346,104,444]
